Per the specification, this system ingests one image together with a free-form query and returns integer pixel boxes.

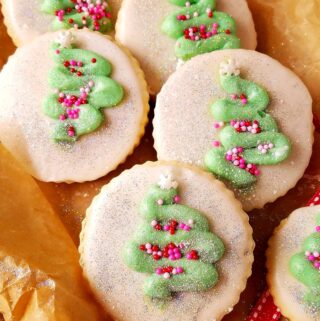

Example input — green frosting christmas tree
[290,214,320,308]
[41,0,112,33]
[43,31,123,142]
[205,59,291,187]
[123,173,225,300]
[162,0,240,60]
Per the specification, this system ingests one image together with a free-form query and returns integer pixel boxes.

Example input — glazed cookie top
[153,49,313,211]
[267,205,320,321]
[116,0,256,94]
[0,29,148,182]
[2,0,123,46]
[80,161,254,321]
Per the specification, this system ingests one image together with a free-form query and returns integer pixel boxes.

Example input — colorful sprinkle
[225,147,259,176]
[53,0,112,31]
[151,218,193,234]
[230,120,261,134]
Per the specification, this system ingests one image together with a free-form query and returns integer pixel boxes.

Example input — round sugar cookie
[0,29,149,182]
[267,205,320,321]
[116,0,256,95]
[79,161,254,321]
[1,0,123,46]
[153,49,313,211]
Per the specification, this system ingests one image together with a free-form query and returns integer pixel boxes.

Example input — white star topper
[158,173,178,190]
[55,31,75,49]
[219,59,240,76]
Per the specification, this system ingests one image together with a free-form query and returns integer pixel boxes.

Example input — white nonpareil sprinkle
[158,173,178,190]
[219,59,240,76]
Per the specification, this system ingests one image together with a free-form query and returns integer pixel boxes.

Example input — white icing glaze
[2,0,123,45]
[0,29,149,182]
[267,205,320,321]
[116,0,257,94]
[80,162,254,321]
[153,49,313,211]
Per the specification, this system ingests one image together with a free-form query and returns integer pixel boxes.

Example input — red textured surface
[246,290,281,321]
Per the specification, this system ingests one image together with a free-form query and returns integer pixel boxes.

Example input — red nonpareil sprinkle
[153,254,161,260]
[186,250,199,260]
[155,224,162,231]
[77,71,83,77]
[91,58,97,63]
[208,11,213,18]
[240,94,247,100]
[152,245,159,252]
[170,220,178,227]
[67,126,75,137]
[225,29,231,34]
[177,15,187,21]
[68,18,74,24]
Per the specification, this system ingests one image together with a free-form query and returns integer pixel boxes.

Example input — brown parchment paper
[0,145,105,320]
[0,0,320,320]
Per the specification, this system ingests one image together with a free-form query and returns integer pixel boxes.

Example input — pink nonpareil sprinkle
[212,140,221,147]
[176,267,184,274]
[213,121,224,129]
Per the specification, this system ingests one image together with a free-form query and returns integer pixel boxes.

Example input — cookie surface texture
[153,49,313,211]
[80,161,254,321]
[267,205,320,321]
[116,0,256,94]
[0,29,149,182]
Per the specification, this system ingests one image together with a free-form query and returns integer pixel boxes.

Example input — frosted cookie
[267,205,320,321]
[116,0,256,94]
[153,49,313,211]
[0,29,149,182]
[1,0,123,46]
[79,161,254,321]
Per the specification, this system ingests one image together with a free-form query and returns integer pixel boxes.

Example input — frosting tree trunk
[162,0,240,60]
[290,214,320,308]
[123,174,225,301]
[43,31,123,142]
[205,59,291,188]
